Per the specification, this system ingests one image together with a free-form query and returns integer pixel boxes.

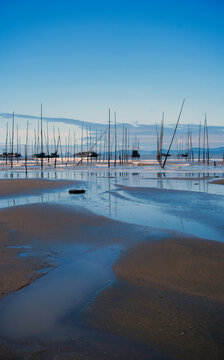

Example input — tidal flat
[0,165,224,359]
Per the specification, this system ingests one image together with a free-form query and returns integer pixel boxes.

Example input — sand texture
[86,237,224,360]
[210,179,224,185]
[1,178,224,359]
[0,179,77,197]
[0,202,150,300]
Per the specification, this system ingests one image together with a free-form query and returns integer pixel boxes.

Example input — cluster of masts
[175,116,210,164]
[156,100,211,168]
[0,106,140,169]
[0,100,214,169]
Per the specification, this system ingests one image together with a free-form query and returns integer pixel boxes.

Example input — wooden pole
[5,122,8,164]
[17,123,19,162]
[10,112,14,168]
[47,122,49,162]
[114,111,117,166]
[162,99,185,168]
[205,114,209,164]
[107,109,110,167]
[203,118,206,164]
[40,103,43,169]
[25,120,29,170]
[198,122,201,163]
[76,127,108,166]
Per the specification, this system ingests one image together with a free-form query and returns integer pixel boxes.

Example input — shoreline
[0,177,223,359]
[0,178,81,197]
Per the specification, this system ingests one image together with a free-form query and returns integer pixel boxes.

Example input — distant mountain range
[0,112,223,150]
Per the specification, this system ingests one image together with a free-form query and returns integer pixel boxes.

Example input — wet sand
[86,237,224,360]
[0,179,78,197]
[0,178,81,299]
[0,201,150,300]
[211,179,224,185]
[1,178,224,359]
[0,202,163,359]
[0,225,55,299]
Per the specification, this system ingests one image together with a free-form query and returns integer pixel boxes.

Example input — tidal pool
[0,244,122,342]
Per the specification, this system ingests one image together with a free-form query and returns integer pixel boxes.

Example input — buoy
[69,189,85,194]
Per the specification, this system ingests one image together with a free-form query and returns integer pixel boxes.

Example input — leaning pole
[162,99,185,169]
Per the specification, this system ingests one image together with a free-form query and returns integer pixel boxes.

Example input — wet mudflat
[0,245,122,341]
[0,167,224,359]
[0,201,169,359]
[0,168,224,242]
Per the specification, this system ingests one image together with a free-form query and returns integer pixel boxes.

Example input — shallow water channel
[0,244,122,342]
[0,168,224,241]
[0,167,224,357]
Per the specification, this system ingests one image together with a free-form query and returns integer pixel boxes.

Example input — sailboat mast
[114,111,117,166]
[198,122,201,163]
[11,112,15,167]
[162,99,185,168]
[5,122,8,165]
[40,103,43,169]
[108,108,111,167]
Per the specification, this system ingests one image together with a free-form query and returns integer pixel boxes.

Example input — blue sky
[0,0,224,125]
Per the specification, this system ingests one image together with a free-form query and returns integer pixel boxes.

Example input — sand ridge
[0,178,79,197]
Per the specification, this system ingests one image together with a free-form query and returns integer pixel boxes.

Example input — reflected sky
[0,168,223,242]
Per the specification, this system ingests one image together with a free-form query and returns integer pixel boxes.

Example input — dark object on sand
[131,150,140,158]
[76,151,98,158]
[69,189,85,194]
[34,152,59,159]
[0,152,21,158]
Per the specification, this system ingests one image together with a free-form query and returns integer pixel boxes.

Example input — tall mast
[158,112,164,166]
[58,128,63,163]
[99,130,102,162]
[81,122,83,153]
[122,123,124,163]
[40,103,43,169]
[125,127,127,162]
[25,120,29,170]
[162,99,185,168]
[190,128,194,162]
[11,112,15,167]
[86,126,89,163]
[89,125,92,162]
[205,114,209,164]
[16,123,19,162]
[68,129,71,162]
[73,130,76,162]
[156,123,159,162]
[108,108,111,167]
[114,111,117,166]
[198,122,201,163]
[95,129,97,162]
[203,117,206,164]
[5,122,8,164]
[53,125,56,154]
[37,119,39,154]
[47,121,49,161]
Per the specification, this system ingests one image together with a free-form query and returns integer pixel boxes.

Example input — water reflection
[0,244,123,342]
[0,168,224,242]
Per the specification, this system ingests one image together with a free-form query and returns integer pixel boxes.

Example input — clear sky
[1,0,224,125]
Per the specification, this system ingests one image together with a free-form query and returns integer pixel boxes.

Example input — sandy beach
[0,201,150,300]
[2,0,224,357]
[86,236,224,360]
[0,177,223,359]
[0,179,78,197]
[211,179,224,185]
